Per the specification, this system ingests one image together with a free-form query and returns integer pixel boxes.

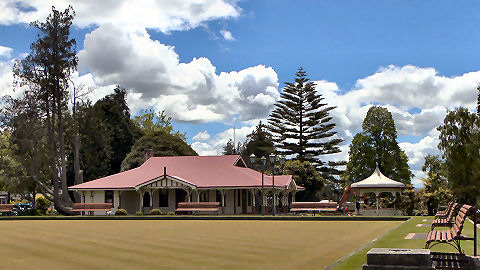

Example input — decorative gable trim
[136,175,196,190]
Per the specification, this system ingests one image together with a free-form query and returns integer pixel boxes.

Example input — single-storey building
[68,155,303,215]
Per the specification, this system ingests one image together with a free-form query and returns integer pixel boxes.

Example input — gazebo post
[375,191,379,216]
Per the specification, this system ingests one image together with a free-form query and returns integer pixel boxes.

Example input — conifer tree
[268,68,343,181]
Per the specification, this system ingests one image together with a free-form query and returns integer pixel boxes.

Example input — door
[175,189,186,209]
[241,190,247,214]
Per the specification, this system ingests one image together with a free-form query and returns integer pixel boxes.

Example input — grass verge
[330,216,480,269]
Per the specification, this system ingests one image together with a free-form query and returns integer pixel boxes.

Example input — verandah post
[474,207,477,257]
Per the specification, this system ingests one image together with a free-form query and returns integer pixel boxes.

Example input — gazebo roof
[350,167,405,189]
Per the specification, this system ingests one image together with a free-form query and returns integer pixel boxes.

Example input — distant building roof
[350,167,405,189]
[69,155,303,191]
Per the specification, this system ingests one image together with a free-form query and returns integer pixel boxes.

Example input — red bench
[71,203,113,215]
[175,202,220,215]
[290,202,338,216]
[431,203,459,229]
[435,201,454,218]
[425,204,476,254]
[0,204,14,215]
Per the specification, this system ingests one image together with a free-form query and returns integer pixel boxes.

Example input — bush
[115,209,127,215]
[35,196,51,216]
[135,211,143,216]
[149,209,162,215]
[167,211,175,216]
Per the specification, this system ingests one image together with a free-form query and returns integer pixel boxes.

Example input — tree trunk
[72,92,81,202]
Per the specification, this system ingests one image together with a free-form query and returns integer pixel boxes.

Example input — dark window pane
[105,190,114,204]
[159,190,168,207]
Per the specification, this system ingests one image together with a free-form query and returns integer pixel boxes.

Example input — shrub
[167,211,175,216]
[115,209,127,216]
[135,211,143,216]
[149,209,162,215]
[35,196,51,216]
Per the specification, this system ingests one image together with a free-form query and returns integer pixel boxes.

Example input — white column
[196,190,200,202]
[186,189,191,202]
[251,189,256,207]
[149,190,153,208]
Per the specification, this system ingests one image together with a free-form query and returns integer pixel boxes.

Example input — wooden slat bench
[431,203,459,229]
[71,203,113,215]
[425,204,475,254]
[175,202,220,215]
[290,202,339,216]
[431,252,475,270]
[436,201,454,218]
[0,204,14,215]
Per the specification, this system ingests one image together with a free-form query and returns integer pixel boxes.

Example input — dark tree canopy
[222,139,237,155]
[73,86,141,181]
[268,67,344,181]
[437,107,480,205]
[278,160,324,201]
[343,106,412,185]
[241,121,275,159]
[121,130,197,171]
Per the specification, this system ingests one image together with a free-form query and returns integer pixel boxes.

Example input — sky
[0,0,479,187]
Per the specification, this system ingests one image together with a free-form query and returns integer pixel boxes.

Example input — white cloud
[78,24,279,123]
[220,30,235,41]
[314,65,479,186]
[192,130,211,142]
[0,46,13,58]
[0,0,241,33]
[191,125,254,155]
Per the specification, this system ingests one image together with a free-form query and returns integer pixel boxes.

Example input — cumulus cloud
[0,46,13,58]
[191,125,254,155]
[0,59,14,98]
[0,0,241,32]
[79,24,279,123]
[313,64,480,186]
[192,130,211,142]
[220,30,235,41]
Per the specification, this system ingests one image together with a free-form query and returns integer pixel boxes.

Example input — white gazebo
[350,167,405,214]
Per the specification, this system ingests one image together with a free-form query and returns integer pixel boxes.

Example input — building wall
[79,188,261,215]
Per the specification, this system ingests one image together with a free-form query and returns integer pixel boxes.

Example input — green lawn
[332,216,480,269]
[0,220,401,270]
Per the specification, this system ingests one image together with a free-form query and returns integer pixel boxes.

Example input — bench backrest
[72,203,113,210]
[177,202,220,208]
[446,203,459,222]
[451,204,472,238]
[0,204,14,210]
[291,202,338,208]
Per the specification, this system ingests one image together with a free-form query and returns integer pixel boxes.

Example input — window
[248,191,251,206]
[237,190,241,206]
[159,190,168,207]
[105,190,114,204]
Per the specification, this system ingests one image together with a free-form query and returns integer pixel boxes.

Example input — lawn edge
[325,217,412,270]
[0,215,411,221]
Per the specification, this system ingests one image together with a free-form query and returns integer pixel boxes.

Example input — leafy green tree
[121,130,197,171]
[241,121,275,158]
[134,109,185,140]
[11,6,77,213]
[268,67,344,181]
[397,184,421,216]
[420,155,452,215]
[0,130,36,202]
[343,106,412,185]
[223,139,236,155]
[278,160,325,201]
[437,107,480,205]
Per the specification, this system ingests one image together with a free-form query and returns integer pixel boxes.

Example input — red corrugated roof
[69,155,303,190]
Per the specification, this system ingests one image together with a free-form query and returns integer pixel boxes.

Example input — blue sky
[0,0,479,186]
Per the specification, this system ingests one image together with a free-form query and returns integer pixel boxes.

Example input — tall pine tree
[268,67,343,181]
